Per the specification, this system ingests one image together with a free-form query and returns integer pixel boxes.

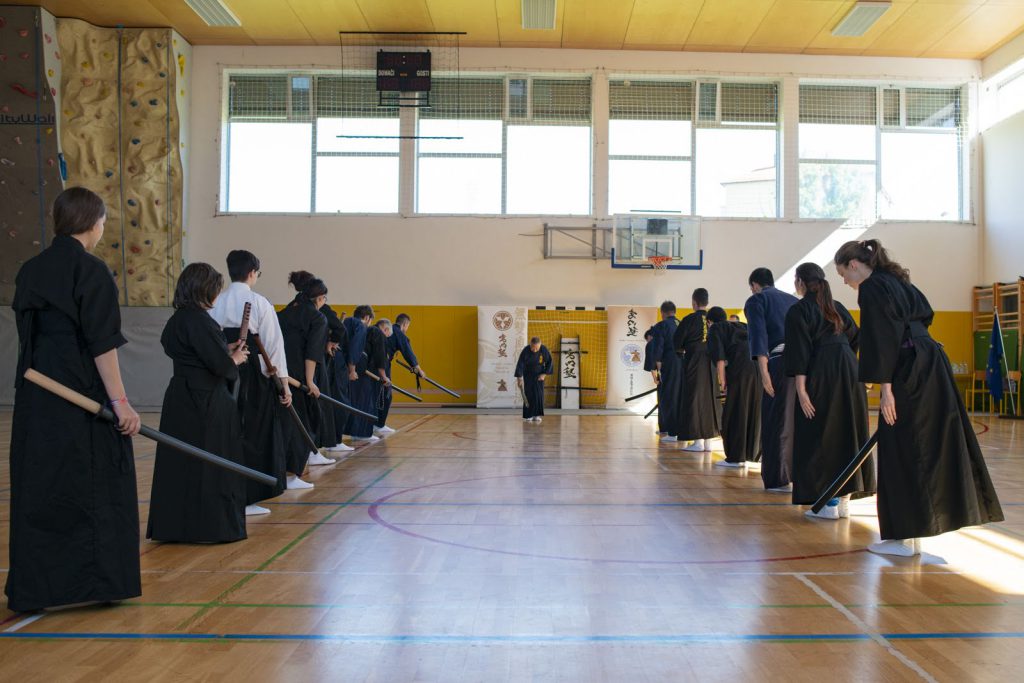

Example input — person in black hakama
[744,268,799,492]
[835,240,1004,556]
[210,250,293,517]
[707,307,761,468]
[516,337,553,422]
[344,305,391,442]
[643,326,659,432]
[278,272,331,488]
[315,302,354,454]
[363,319,395,436]
[375,313,423,435]
[147,264,250,543]
[651,302,681,442]
[673,288,721,452]
[319,304,354,454]
[784,263,875,520]
[8,187,142,612]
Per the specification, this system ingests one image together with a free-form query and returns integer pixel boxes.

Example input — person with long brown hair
[147,263,250,543]
[785,263,875,520]
[8,187,142,611]
[834,240,1003,556]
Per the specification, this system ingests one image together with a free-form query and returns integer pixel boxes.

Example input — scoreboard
[376,51,431,92]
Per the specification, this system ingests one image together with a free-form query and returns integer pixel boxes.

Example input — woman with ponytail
[785,263,875,520]
[277,271,333,489]
[834,240,1003,556]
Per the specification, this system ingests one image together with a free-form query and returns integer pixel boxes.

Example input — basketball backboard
[610,213,702,270]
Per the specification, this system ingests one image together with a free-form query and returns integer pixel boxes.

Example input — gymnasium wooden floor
[0,410,1021,682]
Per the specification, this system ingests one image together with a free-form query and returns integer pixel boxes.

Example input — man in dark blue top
[743,267,799,491]
[515,336,553,422]
[650,301,681,441]
[375,312,423,435]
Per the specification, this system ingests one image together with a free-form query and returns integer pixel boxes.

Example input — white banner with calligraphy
[606,305,659,409]
[559,337,581,410]
[477,306,529,408]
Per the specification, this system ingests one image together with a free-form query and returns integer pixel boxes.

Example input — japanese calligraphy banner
[606,306,659,409]
[477,306,529,408]
[559,337,581,410]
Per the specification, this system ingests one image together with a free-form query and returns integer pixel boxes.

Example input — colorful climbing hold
[130,99,138,107]
[13,136,22,145]
[1,158,15,167]
[127,198,137,206]
[149,98,159,106]
[47,68,54,77]
[111,242,119,249]
[44,33,52,44]
[105,170,114,178]
[10,83,38,98]
[144,239,152,245]
[131,138,140,145]
[141,56,149,63]
[127,268,135,275]
[82,77,94,86]
[158,71,166,78]
[17,28,28,38]
[19,52,29,60]
[129,245,141,254]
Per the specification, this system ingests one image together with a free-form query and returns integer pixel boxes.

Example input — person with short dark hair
[785,263,875,520]
[210,250,292,516]
[707,306,761,468]
[673,288,721,451]
[375,313,422,435]
[834,239,1003,556]
[744,267,798,492]
[515,337,552,422]
[8,187,142,612]
[651,301,681,441]
[147,263,250,543]
[343,305,391,442]
[318,302,353,453]
[278,271,331,486]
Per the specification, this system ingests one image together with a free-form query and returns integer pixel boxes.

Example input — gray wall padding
[2,306,173,409]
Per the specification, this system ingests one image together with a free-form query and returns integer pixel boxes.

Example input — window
[608,80,778,218]
[416,76,592,215]
[799,84,965,221]
[224,73,399,214]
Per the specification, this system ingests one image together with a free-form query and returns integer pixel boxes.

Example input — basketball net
[648,256,672,275]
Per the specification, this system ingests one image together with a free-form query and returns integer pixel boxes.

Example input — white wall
[982,109,1024,283]
[187,46,981,310]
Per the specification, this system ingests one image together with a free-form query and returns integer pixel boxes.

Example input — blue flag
[986,314,1005,403]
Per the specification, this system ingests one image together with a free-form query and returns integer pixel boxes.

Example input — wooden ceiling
[8,0,1024,59]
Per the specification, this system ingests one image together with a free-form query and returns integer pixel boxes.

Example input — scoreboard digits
[376,51,432,92]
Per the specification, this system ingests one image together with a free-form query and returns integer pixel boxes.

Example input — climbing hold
[141,56,149,63]
[127,198,137,206]
[130,99,138,107]
[54,51,60,60]
[17,28,28,38]
[131,138,140,145]
[1,158,15,167]
[158,71,166,78]
[144,239,152,245]
[44,33,52,44]
[45,127,52,135]
[47,158,55,167]
[111,242,119,249]
[127,268,135,275]
[13,136,22,145]
[10,83,38,98]
[50,87,56,97]
[47,68,55,77]
[149,98,158,106]
[105,170,114,177]
[154,199,161,205]
[80,61,91,69]
[81,77,94,86]
[19,52,29,60]
[0,54,6,62]
[8,230,17,238]
[129,245,141,254]
[127,165,136,173]
[130,220,138,227]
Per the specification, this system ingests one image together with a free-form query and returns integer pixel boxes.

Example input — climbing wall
[0,6,64,305]
[57,19,188,306]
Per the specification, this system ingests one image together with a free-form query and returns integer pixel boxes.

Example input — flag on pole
[986,314,1005,403]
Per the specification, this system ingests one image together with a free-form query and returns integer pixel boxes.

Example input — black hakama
[346,325,389,438]
[7,235,141,612]
[785,297,874,504]
[147,307,246,543]
[858,271,1003,540]
[673,311,721,441]
[761,356,795,489]
[515,345,553,419]
[377,327,419,428]
[651,318,680,436]
[708,321,761,463]
[278,297,328,471]
[223,329,288,505]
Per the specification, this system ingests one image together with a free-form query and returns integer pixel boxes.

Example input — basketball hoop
[648,256,672,274]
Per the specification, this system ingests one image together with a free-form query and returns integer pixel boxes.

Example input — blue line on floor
[1,631,1023,643]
